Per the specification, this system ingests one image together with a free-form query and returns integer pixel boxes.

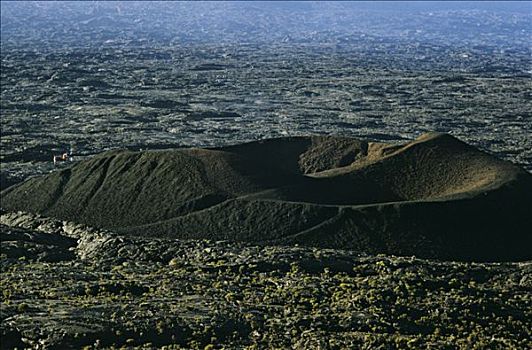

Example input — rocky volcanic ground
[1,43,531,190]
[1,2,531,187]
[1,2,531,349]
[1,211,531,349]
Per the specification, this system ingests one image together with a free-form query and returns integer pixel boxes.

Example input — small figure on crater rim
[53,153,71,165]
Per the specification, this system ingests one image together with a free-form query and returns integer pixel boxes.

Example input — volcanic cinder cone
[2,132,531,261]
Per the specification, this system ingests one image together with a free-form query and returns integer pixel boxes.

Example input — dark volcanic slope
[2,133,531,261]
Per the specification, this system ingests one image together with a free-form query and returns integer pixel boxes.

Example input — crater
[2,132,531,261]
